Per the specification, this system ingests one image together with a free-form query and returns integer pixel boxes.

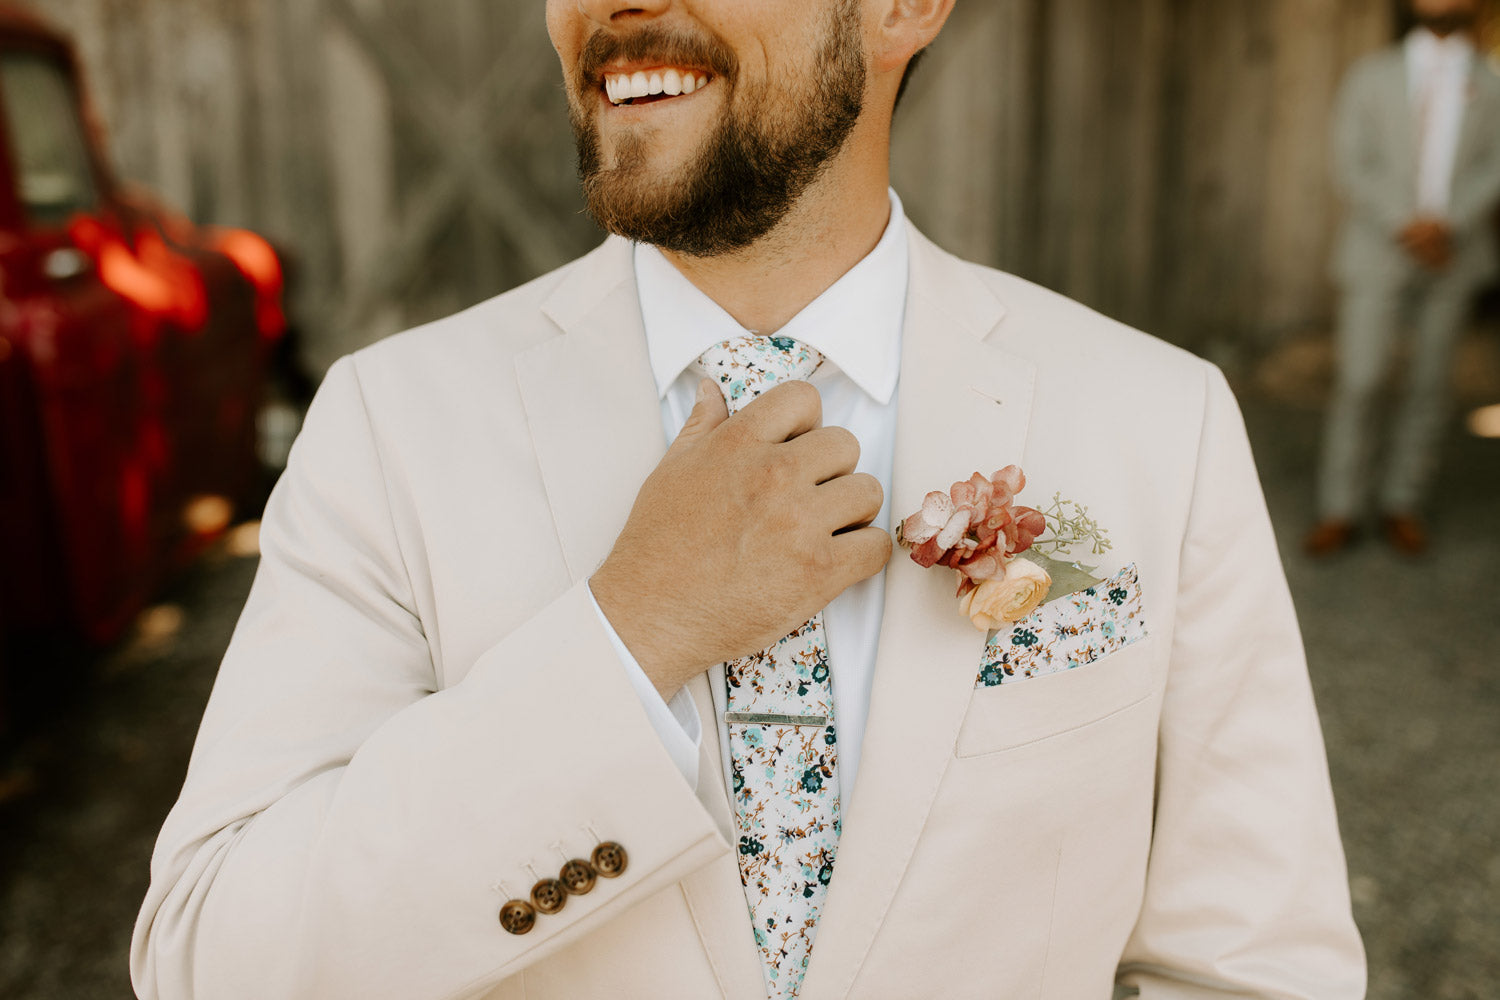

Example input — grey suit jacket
[1332,43,1500,287]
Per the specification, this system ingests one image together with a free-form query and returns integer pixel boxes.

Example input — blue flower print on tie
[697,334,836,1000]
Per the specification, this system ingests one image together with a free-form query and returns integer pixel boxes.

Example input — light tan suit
[133,226,1365,1000]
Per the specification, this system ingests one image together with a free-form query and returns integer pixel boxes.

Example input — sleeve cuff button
[499,899,536,935]
[531,877,569,915]
[560,858,598,895]
[591,841,628,878]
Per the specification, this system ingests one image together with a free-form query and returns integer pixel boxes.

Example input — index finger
[734,379,823,442]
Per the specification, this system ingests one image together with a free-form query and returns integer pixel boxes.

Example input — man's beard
[1417,10,1477,35]
[569,2,866,257]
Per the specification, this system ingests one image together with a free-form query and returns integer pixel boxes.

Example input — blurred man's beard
[1417,11,1476,35]
[570,1,865,257]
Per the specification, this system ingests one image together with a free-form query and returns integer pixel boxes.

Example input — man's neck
[656,166,894,336]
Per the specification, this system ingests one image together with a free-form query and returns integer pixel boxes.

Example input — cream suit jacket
[133,226,1366,1000]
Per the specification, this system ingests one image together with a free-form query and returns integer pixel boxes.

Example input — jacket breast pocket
[954,636,1157,759]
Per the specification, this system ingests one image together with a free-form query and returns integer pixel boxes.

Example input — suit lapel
[1388,51,1420,183]
[517,238,664,581]
[1454,58,1495,175]
[518,239,762,997]
[800,229,1037,998]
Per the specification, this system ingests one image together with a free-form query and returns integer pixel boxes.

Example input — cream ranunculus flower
[959,557,1052,632]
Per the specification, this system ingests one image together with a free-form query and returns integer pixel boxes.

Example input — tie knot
[694,334,824,414]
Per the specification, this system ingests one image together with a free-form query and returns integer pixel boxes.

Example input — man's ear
[871,0,956,75]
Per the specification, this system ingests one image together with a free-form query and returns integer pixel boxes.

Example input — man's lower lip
[606,94,690,110]
[602,79,713,110]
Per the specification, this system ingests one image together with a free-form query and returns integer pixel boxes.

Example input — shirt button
[591,841,628,878]
[530,877,568,915]
[499,899,536,935]
[560,858,598,895]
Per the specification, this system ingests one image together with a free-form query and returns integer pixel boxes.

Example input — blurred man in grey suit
[1309,0,1500,555]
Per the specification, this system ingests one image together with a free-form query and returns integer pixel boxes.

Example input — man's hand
[590,378,891,700]
[1398,217,1455,271]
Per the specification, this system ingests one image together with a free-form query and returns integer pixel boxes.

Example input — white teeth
[604,69,709,105]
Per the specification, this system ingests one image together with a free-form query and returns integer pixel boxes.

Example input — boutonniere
[895,466,1114,632]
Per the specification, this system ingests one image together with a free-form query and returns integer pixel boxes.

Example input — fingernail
[696,378,715,404]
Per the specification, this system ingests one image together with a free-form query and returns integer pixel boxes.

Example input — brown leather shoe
[1380,512,1428,555]
[1303,519,1357,557]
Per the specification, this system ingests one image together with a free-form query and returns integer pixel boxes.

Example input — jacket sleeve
[1446,76,1500,234]
[130,357,729,1000]
[1331,58,1411,237]
[1115,367,1367,999]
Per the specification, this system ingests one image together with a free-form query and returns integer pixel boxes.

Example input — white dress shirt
[1407,27,1475,216]
[588,191,910,808]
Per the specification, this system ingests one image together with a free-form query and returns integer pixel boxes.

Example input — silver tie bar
[723,712,828,728]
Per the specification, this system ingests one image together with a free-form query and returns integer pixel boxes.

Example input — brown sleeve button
[560,858,597,895]
[530,877,568,915]
[591,841,628,878]
[499,899,536,935]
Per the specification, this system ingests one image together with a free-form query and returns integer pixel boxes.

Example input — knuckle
[804,542,839,585]
[783,377,818,402]
[853,532,892,578]
[748,452,805,506]
[828,426,860,460]
[750,456,788,492]
[719,413,756,446]
[781,379,822,418]
[841,474,881,517]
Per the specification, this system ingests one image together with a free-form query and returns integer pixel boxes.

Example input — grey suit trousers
[1318,266,1475,519]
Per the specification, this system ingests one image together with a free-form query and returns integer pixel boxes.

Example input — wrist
[590,564,704,699]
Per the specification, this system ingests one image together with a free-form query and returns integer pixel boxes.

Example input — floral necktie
[695,335,841,1000]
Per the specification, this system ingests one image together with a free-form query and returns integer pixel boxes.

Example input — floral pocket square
[977,563,1147,687]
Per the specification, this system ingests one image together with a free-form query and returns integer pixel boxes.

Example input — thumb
[671,377,730,450]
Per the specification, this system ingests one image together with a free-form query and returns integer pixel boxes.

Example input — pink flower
[898,466,1045,580]
[900,491,954,546]
[901,491,970,568]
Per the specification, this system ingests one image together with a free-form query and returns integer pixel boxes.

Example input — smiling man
[134,2,1365,999]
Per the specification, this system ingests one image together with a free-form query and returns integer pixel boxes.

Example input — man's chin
[581,149,714,247]
[592,127,705,179]
[584,185,693,245]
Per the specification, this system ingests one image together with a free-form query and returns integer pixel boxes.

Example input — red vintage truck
[0,3,284,678]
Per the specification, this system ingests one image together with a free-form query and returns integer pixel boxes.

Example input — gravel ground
[0,336,1496,999]
[1248,336,1500,1000]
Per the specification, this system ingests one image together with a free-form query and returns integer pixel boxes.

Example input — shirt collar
[634,189,909,405]
[1407,27,1476,66]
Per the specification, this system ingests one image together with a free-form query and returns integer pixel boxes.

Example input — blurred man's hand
[1398,217,1455,271]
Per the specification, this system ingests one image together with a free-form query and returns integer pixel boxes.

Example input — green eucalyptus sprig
[1028,491,1114,559]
